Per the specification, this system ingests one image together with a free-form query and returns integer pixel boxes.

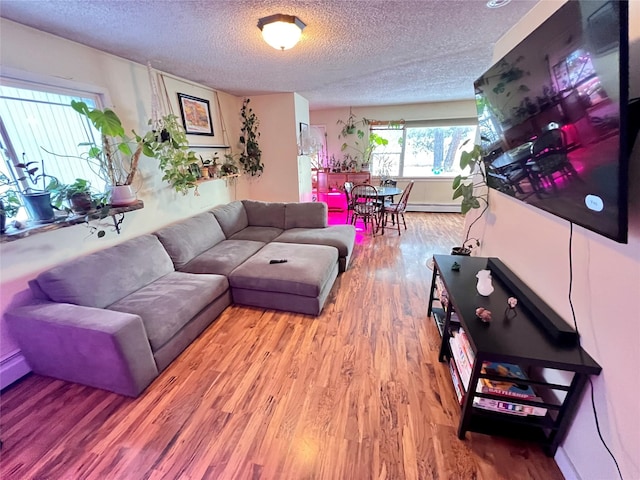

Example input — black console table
[427,254,601,456]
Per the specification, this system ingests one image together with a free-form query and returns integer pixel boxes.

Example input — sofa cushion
[154,212,226,269]
[285,202,328,229]
[274,225,356,258]
[179,239,266,276]
[229,242,338,298]
[242,200,285,229]
[242,200,286,229]
[34,235,174,309]
[229,226,283,243]
[211,201,248,238]
[108,271,229,351]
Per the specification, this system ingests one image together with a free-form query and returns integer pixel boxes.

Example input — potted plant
[336,108,358,137]
[337,115,388,171]
[48,178,95,214]
[451,142,489,255]
[220,154,240,176]
[238,98,264,177]
[141,113,200,195]
[199,156,210,179]
[70,100,144,205]
[0,172,22,233]
[13,155,59,223]
[199,154,221,179]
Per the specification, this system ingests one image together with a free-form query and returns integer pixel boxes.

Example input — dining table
[365,186,403,233]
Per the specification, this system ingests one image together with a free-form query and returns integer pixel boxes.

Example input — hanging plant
[142,114,200,195]
[238,98,264,176]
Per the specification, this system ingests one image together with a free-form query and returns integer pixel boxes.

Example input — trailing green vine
[142,114,200,195]
[239,98,264,176]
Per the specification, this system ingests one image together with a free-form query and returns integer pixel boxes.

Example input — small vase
[476,269,494,296]
[110,185,137,206]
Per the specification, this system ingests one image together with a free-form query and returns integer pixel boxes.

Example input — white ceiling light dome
[486,0,512,8]
[258,14,306,51]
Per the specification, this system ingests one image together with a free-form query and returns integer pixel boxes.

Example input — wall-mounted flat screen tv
[474,0,629,243]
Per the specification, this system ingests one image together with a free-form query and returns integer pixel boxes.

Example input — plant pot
[110,185,137,206]
[200,167,210,179]
[208,165,218,178]
[22,192,55,223]
[69,192,93,214]
[0,199,5,234]
[451,246,472,256]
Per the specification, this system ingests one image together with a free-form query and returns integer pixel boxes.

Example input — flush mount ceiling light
[257,14,306,51]
[486,0,511,7]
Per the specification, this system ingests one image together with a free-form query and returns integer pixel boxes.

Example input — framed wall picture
[177,93,214,136]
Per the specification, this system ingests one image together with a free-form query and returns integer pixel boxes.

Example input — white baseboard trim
[407,204,462,213]
[0,350,31,390]
[555,446,580,480]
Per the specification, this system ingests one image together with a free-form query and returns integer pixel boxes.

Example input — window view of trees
[370,124,477,177]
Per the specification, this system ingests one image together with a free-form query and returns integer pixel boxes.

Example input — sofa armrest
[5,302,159,397]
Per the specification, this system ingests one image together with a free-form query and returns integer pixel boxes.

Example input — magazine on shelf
[448,358,464,404]
[449,332,472,390]
[473,394,547,416]
[457,330,475,366]
[478,362,537,399]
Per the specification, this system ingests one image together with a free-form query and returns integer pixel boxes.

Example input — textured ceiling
[0,0,539,109]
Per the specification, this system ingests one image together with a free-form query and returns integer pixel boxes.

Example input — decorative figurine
[476,269,494,296]
[476,307,492,323]
[504,296,518,321]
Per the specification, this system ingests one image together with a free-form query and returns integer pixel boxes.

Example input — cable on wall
[568,222,624,480]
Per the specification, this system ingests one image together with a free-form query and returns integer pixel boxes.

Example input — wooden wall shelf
[1,200,144,243]
[189,145,230,149]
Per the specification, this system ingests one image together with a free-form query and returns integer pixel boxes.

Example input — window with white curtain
[370,119,478,178]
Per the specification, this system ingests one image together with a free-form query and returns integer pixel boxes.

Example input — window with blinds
[0,81,105,211]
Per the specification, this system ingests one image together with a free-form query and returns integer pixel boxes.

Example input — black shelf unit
[427,254,601,456]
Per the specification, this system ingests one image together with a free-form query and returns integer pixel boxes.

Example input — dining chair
[350,183,381,234]
[382,180,414,235]
[526,129,579,192]
[343,181,354,224]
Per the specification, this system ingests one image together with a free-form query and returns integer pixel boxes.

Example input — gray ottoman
[228,242,339,315]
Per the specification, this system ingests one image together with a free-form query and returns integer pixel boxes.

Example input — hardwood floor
[0,212,564,480]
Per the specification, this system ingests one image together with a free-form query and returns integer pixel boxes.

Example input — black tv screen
[474,0,629,243]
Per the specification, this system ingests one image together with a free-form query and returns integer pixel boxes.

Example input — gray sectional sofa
[5,200,356,397]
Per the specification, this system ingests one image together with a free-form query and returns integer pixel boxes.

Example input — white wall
[0,19,244,387]
[244,93,302,202]
[472,2,640,479]
[310,101,477,211]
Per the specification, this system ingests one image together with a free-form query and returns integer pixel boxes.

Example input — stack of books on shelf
[474,362,547,417]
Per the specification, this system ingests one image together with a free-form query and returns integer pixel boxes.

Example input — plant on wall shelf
[142,114,200,195]
[451,141,489,255]
[221,154,240,176]
[70,101,143,187]
[238,98,264,177]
